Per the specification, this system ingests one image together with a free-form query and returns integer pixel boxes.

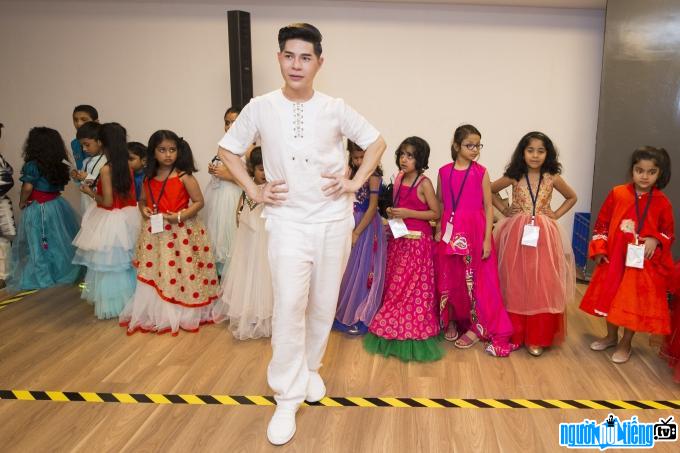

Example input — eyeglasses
[462,143,483,151]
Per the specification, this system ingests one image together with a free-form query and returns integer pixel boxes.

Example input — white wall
[0,0,604,234]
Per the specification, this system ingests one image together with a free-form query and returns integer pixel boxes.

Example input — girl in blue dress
[7,127,81,291]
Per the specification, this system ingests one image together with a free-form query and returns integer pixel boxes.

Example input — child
[334,140,387,335]
[660,261,680,382]
[491,132,578,356]
[0,123,16,286]
[434,124,515,357]
[70,105,99,172]
[127,141,147,201]
[212,147,273,339]
[119,130,219,335]
[73,123,140,319]
[581,147,674,364]
[6,127,81,291]
[202,106,244,276]
[74,121,107,214]
[364,137,442,362]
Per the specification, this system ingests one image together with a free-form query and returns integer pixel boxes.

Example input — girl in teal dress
[7,127,81,291]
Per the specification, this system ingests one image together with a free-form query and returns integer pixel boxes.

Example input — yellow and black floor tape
[0,290,37,310]
[1,390,679,409]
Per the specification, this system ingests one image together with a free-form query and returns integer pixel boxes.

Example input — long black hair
[503,131,562,180]
[146,130,197,178]
[22,127,69,186]
[99,122,131,197]
[630,146,671,189]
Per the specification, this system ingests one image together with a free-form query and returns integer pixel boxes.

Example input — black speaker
[227,10,253,108]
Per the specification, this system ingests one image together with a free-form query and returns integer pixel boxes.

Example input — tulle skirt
[494,213,575,315]
[119,216,219,335]
[212,204,273,340]
[7,196,81,292]
[73,204,141,319]
[202,177,242,275]
[120,282,214,335]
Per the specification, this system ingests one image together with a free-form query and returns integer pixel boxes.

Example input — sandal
[454,330,479,349]
[444,322,459,342]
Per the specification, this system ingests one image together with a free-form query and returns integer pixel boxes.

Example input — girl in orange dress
[580,147,674,364]
[492,131,577,356]
[120,130,219,335]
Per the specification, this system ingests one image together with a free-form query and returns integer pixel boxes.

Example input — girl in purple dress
[334,141,387,335]
[434,124,515,357]
[364,137,442,362]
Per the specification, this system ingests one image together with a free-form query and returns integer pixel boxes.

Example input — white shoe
[267,406,297,445]
[306,372,326,403]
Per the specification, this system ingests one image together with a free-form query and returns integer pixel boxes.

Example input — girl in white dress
[202,107,244,275]
[212,147,273,339]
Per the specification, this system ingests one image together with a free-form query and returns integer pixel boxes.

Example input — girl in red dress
[580,147,674,364]
[660,262,680,382]
[120,130,219,335]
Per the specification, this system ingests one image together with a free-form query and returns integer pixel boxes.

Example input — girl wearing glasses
[491,131,577,357]
[434,124,515,357]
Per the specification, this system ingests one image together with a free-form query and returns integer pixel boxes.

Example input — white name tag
[625,243,645,269]
[442,221,453,243]
[388,218,409,239]
[150,213,164,234]
[521,224,540,247]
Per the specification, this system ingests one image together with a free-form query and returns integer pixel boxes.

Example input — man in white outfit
[218,23,386,445]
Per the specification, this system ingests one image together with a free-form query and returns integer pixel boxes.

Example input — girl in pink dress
[491,132,577,356]
[364,136,442,362]
[435,124,515,357]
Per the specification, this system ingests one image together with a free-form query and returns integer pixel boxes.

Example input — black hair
[73,105,99,121]
[127,141,147,159]
[278,23,322,57]
[224,106,242,117]
[99,123,131,197]
[22,127,70,186]
[347,140,383,178]
[630,146,671,189]
[504,131,562,180]
[450,124,481,161]
[146,130,198,178]
[247,146,263,177]
[76,121,101,140]
[395,136,430,174]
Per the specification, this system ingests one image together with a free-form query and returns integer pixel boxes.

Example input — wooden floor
[0,285,678,452]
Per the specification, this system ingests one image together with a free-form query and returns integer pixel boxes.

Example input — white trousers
[265,216,353,408]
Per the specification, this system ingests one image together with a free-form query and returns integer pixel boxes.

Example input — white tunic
[218,89,380,223]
